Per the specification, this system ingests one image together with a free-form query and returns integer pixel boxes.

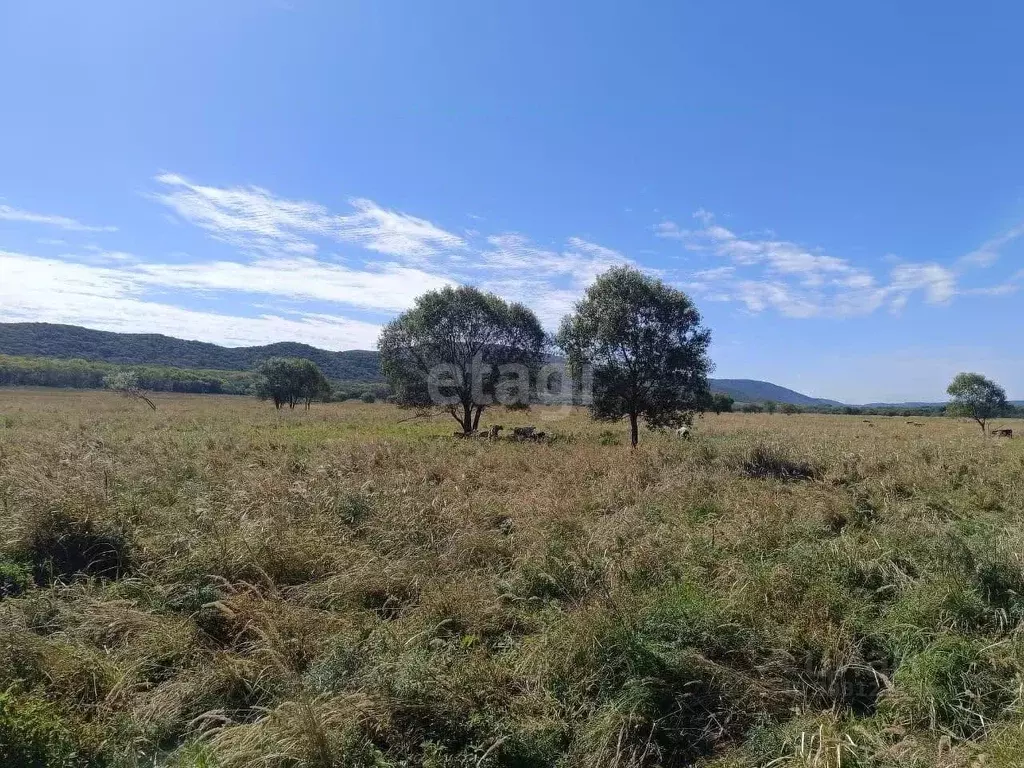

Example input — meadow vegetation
[1,389,1022,767]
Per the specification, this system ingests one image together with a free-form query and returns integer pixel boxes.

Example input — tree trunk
[461,401,474,434]
[629,412,639,449]
[472,405,484,432]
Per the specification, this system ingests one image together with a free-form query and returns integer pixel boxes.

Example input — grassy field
[1,389,1023,767]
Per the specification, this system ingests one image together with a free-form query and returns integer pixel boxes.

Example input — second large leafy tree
[557,266,712,447]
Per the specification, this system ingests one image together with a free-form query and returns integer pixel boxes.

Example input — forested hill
[0,323,382,382]
[1,322,840,406]
[710,379,843,407]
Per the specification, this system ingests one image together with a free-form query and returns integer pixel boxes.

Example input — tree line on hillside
[0,323,382,380]
[0,354,387,402]
[0,355,254,394]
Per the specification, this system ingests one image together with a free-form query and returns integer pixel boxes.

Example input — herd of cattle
[454,424,694,441]
[859,418,1013,438]
[454,425,550,441]
[455,421,1012,441]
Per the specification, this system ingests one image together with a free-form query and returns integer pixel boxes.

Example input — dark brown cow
[991,428,1014,438]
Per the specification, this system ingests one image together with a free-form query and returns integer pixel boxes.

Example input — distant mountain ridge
[1,322,837,406]
[0,323,381,382]
[709,378,842,407]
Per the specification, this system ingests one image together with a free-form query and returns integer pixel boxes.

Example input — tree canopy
[710,393,735,414]
[378,286,546,433]
[557,266,712,447]
[255,357,331,410]
[946,372,1008,433]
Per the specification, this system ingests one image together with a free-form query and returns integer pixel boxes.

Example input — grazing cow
[991,428,1014,438]
[676,426,691,439]
[489,425,505,439]
[513,426,536,438]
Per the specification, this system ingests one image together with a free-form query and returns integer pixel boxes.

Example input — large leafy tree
[557,266,712,448]
[378,286,546,433]
[255,357,331,410]
[946,372,1008,434]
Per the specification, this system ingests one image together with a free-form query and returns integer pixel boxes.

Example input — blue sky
[1,1,1022,403]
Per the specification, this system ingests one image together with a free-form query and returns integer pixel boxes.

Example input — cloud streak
[134,258,455,312]
[0,204,116,232]
[958,222,1024,269]
[153,173,465,260]
[660,211,960,318]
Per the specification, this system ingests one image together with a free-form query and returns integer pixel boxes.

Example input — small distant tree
[255,357,331,410]
[103,370,156,410]
[740,403,763,413]
[763,400,778,415]
[780,402,801,415]
[557,266,712,448]
[946,372,1008,434]
[711,393,734,415]
[379,286,546,434]
[360,391,376,404]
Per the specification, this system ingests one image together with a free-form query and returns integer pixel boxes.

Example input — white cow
[675,426,691,439]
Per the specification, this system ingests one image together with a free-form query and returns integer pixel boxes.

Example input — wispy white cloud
[888,263,956,306]
[0,204,116,233]
[134,258,455,312]
[337,198,466,261]
[473,234,634,324]
[479,234,630,280]
[152,172,336,255]
[734,281,823,319]
[657,210,967,318]
[692,266,735,281]
[967,269,1024,297]
[958,222,1024,269]
[153,173,465,261]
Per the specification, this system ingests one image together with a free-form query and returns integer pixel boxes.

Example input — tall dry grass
[0,389,1022,767]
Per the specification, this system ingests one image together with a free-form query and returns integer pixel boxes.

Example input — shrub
[740,442,817,481]
[19,509,134,584]
[0,690,86,768]
[0,559,31,599]
[881,635,1014,739]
